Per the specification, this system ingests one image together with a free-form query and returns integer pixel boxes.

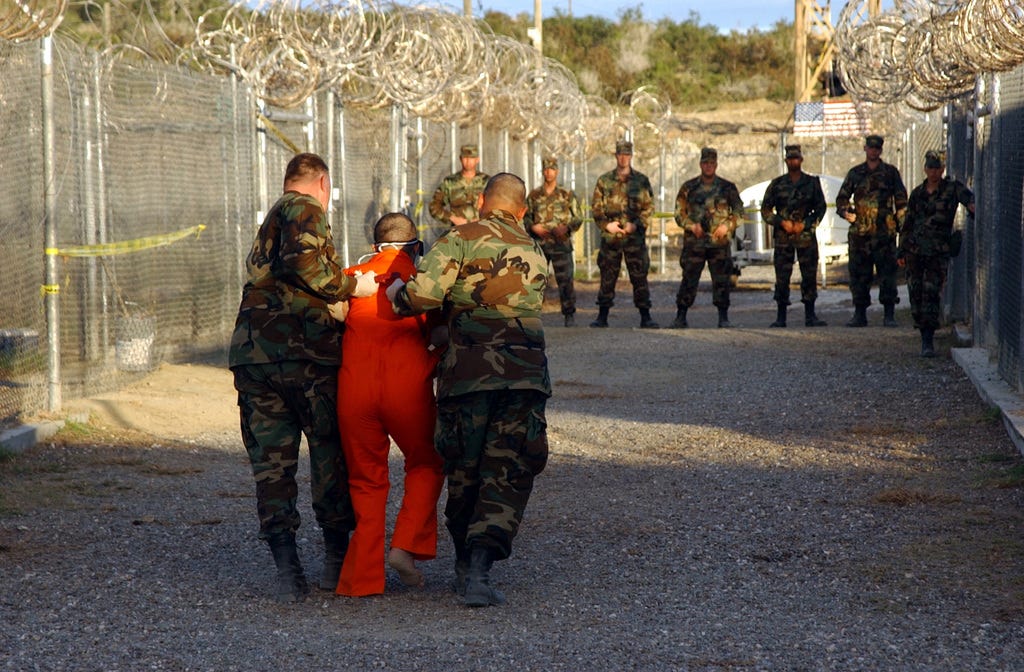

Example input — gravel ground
[2,267,1023,671]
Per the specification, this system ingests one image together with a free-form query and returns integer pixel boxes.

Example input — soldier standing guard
[590,140,659,329]
[525,156,583,327]
[672,147,744,328]
[897,150,975,357]
[428,144,490,243]
[760,144,828,327]
[836,134,908,327]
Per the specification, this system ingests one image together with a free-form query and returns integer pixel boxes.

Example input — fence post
[41,36,61,411]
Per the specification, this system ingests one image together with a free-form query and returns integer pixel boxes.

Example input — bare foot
[388,548,425,588]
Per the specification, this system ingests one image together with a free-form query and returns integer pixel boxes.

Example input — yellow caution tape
[45,224,207,258]
[40,284,60,296]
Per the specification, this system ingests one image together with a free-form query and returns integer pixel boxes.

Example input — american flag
[793,100,871,137]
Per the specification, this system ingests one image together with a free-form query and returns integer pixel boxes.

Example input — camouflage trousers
[435,389,549,561]
[539,243,577,315]
[904,253,949,330]
[595,236,652,310]
[772,241,819,306]
[848,234,900,307]
[676,242,733,308]
[233,361,354,539]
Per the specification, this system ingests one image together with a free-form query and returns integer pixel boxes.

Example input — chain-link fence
[4,17,1024,422]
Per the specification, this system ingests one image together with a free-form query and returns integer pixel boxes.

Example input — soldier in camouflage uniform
[389,173,550,608]
[524,156,583,327]
[897,150,975,357]
[672,147,744,328]
[428,144,490,245]
[761,144,828,328]
[836,134,908,327]
[590,140,659,329]
[228,153,378,603]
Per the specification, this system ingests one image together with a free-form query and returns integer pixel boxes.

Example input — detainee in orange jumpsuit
[335,213,444,597]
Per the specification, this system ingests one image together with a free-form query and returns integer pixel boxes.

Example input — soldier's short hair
[924,150,945,169]
[700,147,718,163]
[542,156,558,170]
[460,144,479,158]
[484,173,526,209]
[784,144,803,159]
[615,140,633,155]
[865,134,884,149]
[285,152,328,183]
[373,212,417,243]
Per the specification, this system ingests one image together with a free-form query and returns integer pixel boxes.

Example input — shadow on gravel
[1,276,1022,670]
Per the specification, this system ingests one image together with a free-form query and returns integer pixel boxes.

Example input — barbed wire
[836,0,1024,110]
[1,0,67,41]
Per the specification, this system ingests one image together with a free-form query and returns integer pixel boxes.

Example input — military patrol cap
[784,144,803,159]
[615,140,633,155]
[924,150,944,168]
[865,134,884,148]
[542,156,558,169]
[700,147,718,162]
[460,144,479,158]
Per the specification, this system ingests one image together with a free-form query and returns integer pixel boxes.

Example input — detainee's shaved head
[373,212,417,243]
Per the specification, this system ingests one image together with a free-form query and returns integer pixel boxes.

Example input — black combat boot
[267,531,310,603]
[639,308,659,329]
[451,541,471,596]
[318,527,349,591]
[670,306,688,329]
[464,546,505,607]
[883,303,898,327]
[804,301,827,327]
[563,313,576,327]
[846,305,868,327]
[770,303,786,328]
[717,306,732,328]
[590,306,609,328]
[920,328,936,358]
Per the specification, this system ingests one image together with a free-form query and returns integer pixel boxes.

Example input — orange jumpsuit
[335,247,444,597]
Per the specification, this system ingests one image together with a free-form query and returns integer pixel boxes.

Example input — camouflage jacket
[428,171,490,227]
[523,184,583,253]
[392,209,551,401]
[591,168,653,245]
[674,175,744,248]
[899,177,974,258]
[761,171,827,248]
[836,161,908,238]
[228,191,355,368]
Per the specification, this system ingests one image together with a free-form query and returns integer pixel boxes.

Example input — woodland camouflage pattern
[429,171,491,228]
[591,168,653,241]
[762,171,828,306]
[524,184,583,315]
[674,175,744,248]
[760,172,827,248]
[436,389,548,560]
[835,161,908,238]
[393,209,551,401]
[899,176,974,330]
[899,177,974,258]
[229,191,355,367]
[523,185,582,254]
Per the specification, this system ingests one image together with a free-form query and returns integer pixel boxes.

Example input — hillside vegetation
[60,2,796,108]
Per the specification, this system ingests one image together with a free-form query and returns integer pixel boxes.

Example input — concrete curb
[952,346,1024,457]
[0,420,64,454]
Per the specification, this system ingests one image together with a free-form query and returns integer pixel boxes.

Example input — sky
[471,0,795,32]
